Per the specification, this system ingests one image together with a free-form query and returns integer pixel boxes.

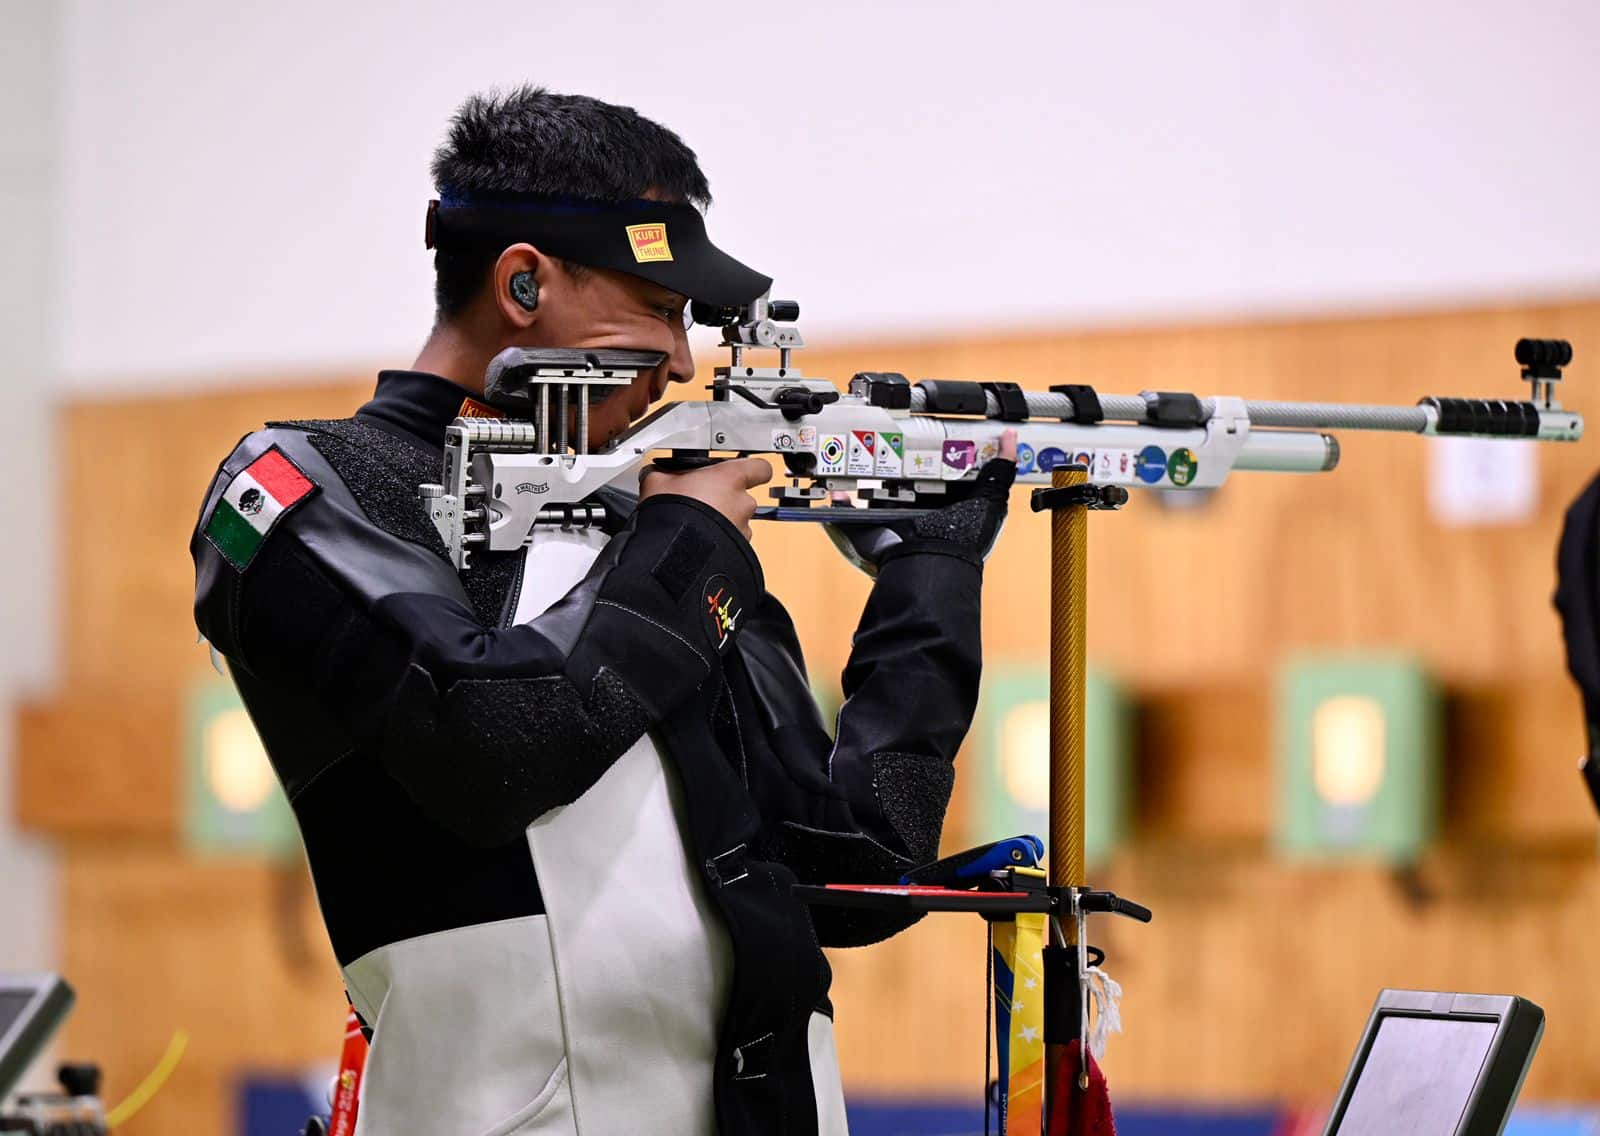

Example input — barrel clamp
[1029,483,1130,513]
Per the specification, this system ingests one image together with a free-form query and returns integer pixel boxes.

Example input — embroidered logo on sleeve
[702,574,742,654]
[203,445,317,571]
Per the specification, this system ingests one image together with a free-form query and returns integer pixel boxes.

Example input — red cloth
[1044,1041,1116,1136]
[329,1008,368,1136]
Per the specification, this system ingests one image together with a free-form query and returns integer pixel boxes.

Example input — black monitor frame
[1324,989,1544,1136]
[0,974,75,1102]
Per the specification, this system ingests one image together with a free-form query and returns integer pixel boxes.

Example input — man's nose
[667,330,696,387]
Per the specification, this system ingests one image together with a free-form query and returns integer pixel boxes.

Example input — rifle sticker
[875,432,904,476]
[772,429,799,453]
[797,426,817,449]
[1036,446,1068,472]
[1167,447,1198,487]
[907,450,940,477]
[818,434,847,475]
[942,439,976,472]
[978,438,999,465]
[1015,442,1036,474]
[1136,445,1168,484]
[1096,450,1137,484]
[847,430,876,476]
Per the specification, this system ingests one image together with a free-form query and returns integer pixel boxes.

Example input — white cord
[1086,966,1123,1061]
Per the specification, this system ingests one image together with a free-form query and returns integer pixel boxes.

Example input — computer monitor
[1325,989,1544,1136]
[0,974,75,1102]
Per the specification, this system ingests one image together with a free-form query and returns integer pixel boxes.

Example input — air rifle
[418,301,1579,1133]
[419,297,1580,570]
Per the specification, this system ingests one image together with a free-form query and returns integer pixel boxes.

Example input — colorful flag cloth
[1046,1040,1115,1136]
[203,446,316,571]
[993,912,1048,1134]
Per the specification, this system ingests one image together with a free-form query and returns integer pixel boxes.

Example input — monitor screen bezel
[0,974,76,1103]
[1324,989,1544,1136]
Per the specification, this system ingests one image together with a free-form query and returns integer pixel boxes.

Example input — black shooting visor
[425,193,772,308]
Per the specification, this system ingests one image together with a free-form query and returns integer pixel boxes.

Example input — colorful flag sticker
[847,430,877,476]
[203,446,317,571]
[1167,447,1199,487]
[875,432,904,477]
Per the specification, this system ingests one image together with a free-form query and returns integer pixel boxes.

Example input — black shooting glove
[825,454,1017,577]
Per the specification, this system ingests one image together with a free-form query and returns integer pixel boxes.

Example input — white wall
[1,0,59,971]
[54,0,1600,392]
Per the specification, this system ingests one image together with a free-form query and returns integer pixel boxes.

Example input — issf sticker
[942,439,977,472]
[1015,442,1036,474]
[875,432,904,476]
[818,434,847,475]
[1166,447,1198,487]
[1135,445,1168,484]
[847,430,877,476]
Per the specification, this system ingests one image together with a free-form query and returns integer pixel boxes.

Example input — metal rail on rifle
[420,297,1581,570]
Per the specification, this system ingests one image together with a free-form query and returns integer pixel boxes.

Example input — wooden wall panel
[17,299,1600,1129]
[60,848,345,1135]
[15,696,177,834]
[59,379,368,702]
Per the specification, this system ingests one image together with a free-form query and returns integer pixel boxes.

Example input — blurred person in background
[189,86,1016,1135]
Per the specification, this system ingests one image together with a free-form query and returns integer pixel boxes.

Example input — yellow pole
[1043,464,1092,1132]
[1048,465,1090,899]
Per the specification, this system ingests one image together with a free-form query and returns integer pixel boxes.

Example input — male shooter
[191,86,1015,1135]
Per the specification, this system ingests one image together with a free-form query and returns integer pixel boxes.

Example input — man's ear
[491,243,556,330]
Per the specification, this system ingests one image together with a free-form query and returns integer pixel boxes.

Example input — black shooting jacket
[190,370,987,1135]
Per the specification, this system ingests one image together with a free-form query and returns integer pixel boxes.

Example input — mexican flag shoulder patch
[203,445,317,571]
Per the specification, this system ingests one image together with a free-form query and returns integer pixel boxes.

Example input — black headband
[426,192,772,308]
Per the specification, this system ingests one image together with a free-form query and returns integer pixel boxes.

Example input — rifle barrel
[906,386,1579,439]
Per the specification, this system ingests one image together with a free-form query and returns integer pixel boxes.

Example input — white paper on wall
[1426,436,1539,527]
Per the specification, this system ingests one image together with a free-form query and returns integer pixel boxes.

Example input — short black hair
[429,86,713,321]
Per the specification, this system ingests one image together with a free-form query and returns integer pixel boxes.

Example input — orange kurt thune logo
[626,223,673,262]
